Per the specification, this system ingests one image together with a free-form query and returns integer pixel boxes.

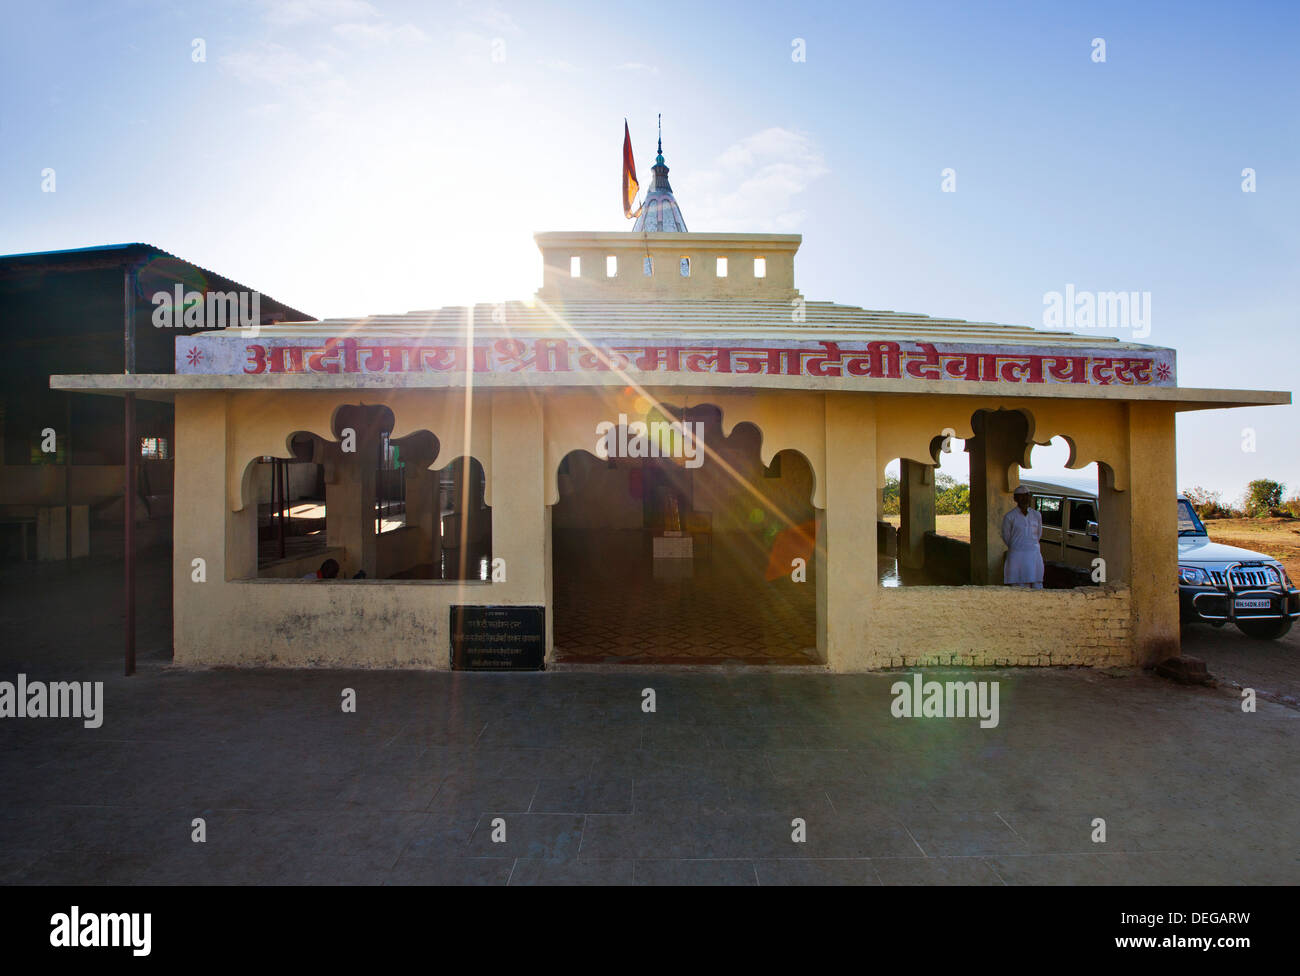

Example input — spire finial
[632,113,686,231]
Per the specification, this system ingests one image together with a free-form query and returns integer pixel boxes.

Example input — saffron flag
[622,119,641,219]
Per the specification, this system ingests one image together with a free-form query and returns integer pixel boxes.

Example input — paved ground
[1,539,1297,885]
[1184,620,1300,705]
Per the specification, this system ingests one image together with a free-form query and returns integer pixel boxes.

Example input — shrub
[881,470,971,516]
[1183,485,1238,519]
[881,473,900,516]
[935,473,970,515]
[1244,479,1285,518]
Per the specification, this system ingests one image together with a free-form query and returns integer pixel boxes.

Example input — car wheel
[1235,618,1293,640]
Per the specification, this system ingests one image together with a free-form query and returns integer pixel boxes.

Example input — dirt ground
[883,514,970,541]
[884,514,1300,580]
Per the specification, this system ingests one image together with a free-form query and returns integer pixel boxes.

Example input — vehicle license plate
[1234,598,1271,610]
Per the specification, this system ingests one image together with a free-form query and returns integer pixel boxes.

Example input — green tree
[881,474,900,516]
[934,472,971,514]
[1244,479,1284,517]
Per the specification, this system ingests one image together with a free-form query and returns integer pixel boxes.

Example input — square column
[489,391,552,653]
[967,410,1028,585]
[1111,401,1180,664]
[898,458,935,570]
[401,439,439,570]
[822,393,877,669]
[175,392,242,662]
[326,441,377,579]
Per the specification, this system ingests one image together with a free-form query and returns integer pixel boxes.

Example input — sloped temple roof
[214,299,1177,348]
[44,174,1290,413]
[49,287,1288,411]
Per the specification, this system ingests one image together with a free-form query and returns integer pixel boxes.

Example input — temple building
[52,141,1291,671]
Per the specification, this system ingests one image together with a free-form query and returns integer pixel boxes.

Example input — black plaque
[450,605,545,671]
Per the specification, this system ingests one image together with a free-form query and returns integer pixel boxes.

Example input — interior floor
[553,528,820,665]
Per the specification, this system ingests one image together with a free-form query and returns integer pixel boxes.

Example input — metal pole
[64,396,71,561]
[124,391,136,676]
[124,267,136,676]
[277,459,286,560]
[282,459,290,547]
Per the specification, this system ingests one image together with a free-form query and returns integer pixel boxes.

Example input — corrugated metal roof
[0,242,315,322]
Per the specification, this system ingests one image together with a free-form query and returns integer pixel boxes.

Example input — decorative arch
[543,388,827,508]
[225,390,493,512]
[874,397,1130,491]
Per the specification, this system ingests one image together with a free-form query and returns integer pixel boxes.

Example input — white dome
[632,144,687,233]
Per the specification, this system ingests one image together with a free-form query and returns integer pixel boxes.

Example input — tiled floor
[553,529,820,664]
[3,534,1297,886]
[1,665,1297,886]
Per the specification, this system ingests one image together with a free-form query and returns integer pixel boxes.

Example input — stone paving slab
[2,553,1298,885]
[0,665,1294,884]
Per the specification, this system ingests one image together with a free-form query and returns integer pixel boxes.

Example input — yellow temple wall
[171,386,1179,670]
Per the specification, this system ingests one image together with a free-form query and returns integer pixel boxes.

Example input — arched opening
[255,431,332,577]
[880,428,971,586]
[1022,437,1102,587]
[422,455,492,581]
[236,403,492,582]
[878,408,1111,588]
[551,404,818,663]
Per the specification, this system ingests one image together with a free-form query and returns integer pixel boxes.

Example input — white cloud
[333,20,428,44]
[689,128,829,232]
[220,41,333,87]
[616,62,659,74]
[263,0,381,27]
[458,0,520,35]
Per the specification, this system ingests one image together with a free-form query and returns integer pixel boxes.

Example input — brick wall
[856,584,1133,669]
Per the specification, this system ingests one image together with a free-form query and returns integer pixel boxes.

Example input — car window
[1068,500,1095,532]
[1035,495,1062,527]
[1177,499,1207,536]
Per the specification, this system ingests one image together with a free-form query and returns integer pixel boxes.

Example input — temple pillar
[898,458,935,570]
[822,393,877,669]
[489,391,549,636]
[1117,402,1180,664]
[326,434,378,578]
[967,410,1028,585]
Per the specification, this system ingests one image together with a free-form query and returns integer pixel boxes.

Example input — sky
[2,0,1297,501]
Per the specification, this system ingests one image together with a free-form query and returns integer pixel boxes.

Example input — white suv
[1024,481,1299,640]
[1174,497,1298,640]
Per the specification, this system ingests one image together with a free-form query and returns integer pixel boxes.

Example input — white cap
[1012,485,1030,496]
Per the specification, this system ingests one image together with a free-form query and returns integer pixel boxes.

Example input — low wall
[923,531,972,585]
[854,584,1134,669]
[174,577,494,668]
[877,520,896,558]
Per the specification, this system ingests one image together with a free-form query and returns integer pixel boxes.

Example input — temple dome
[632,138,687,233]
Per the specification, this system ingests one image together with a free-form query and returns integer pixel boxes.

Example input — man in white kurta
[1001,486,1044,588]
